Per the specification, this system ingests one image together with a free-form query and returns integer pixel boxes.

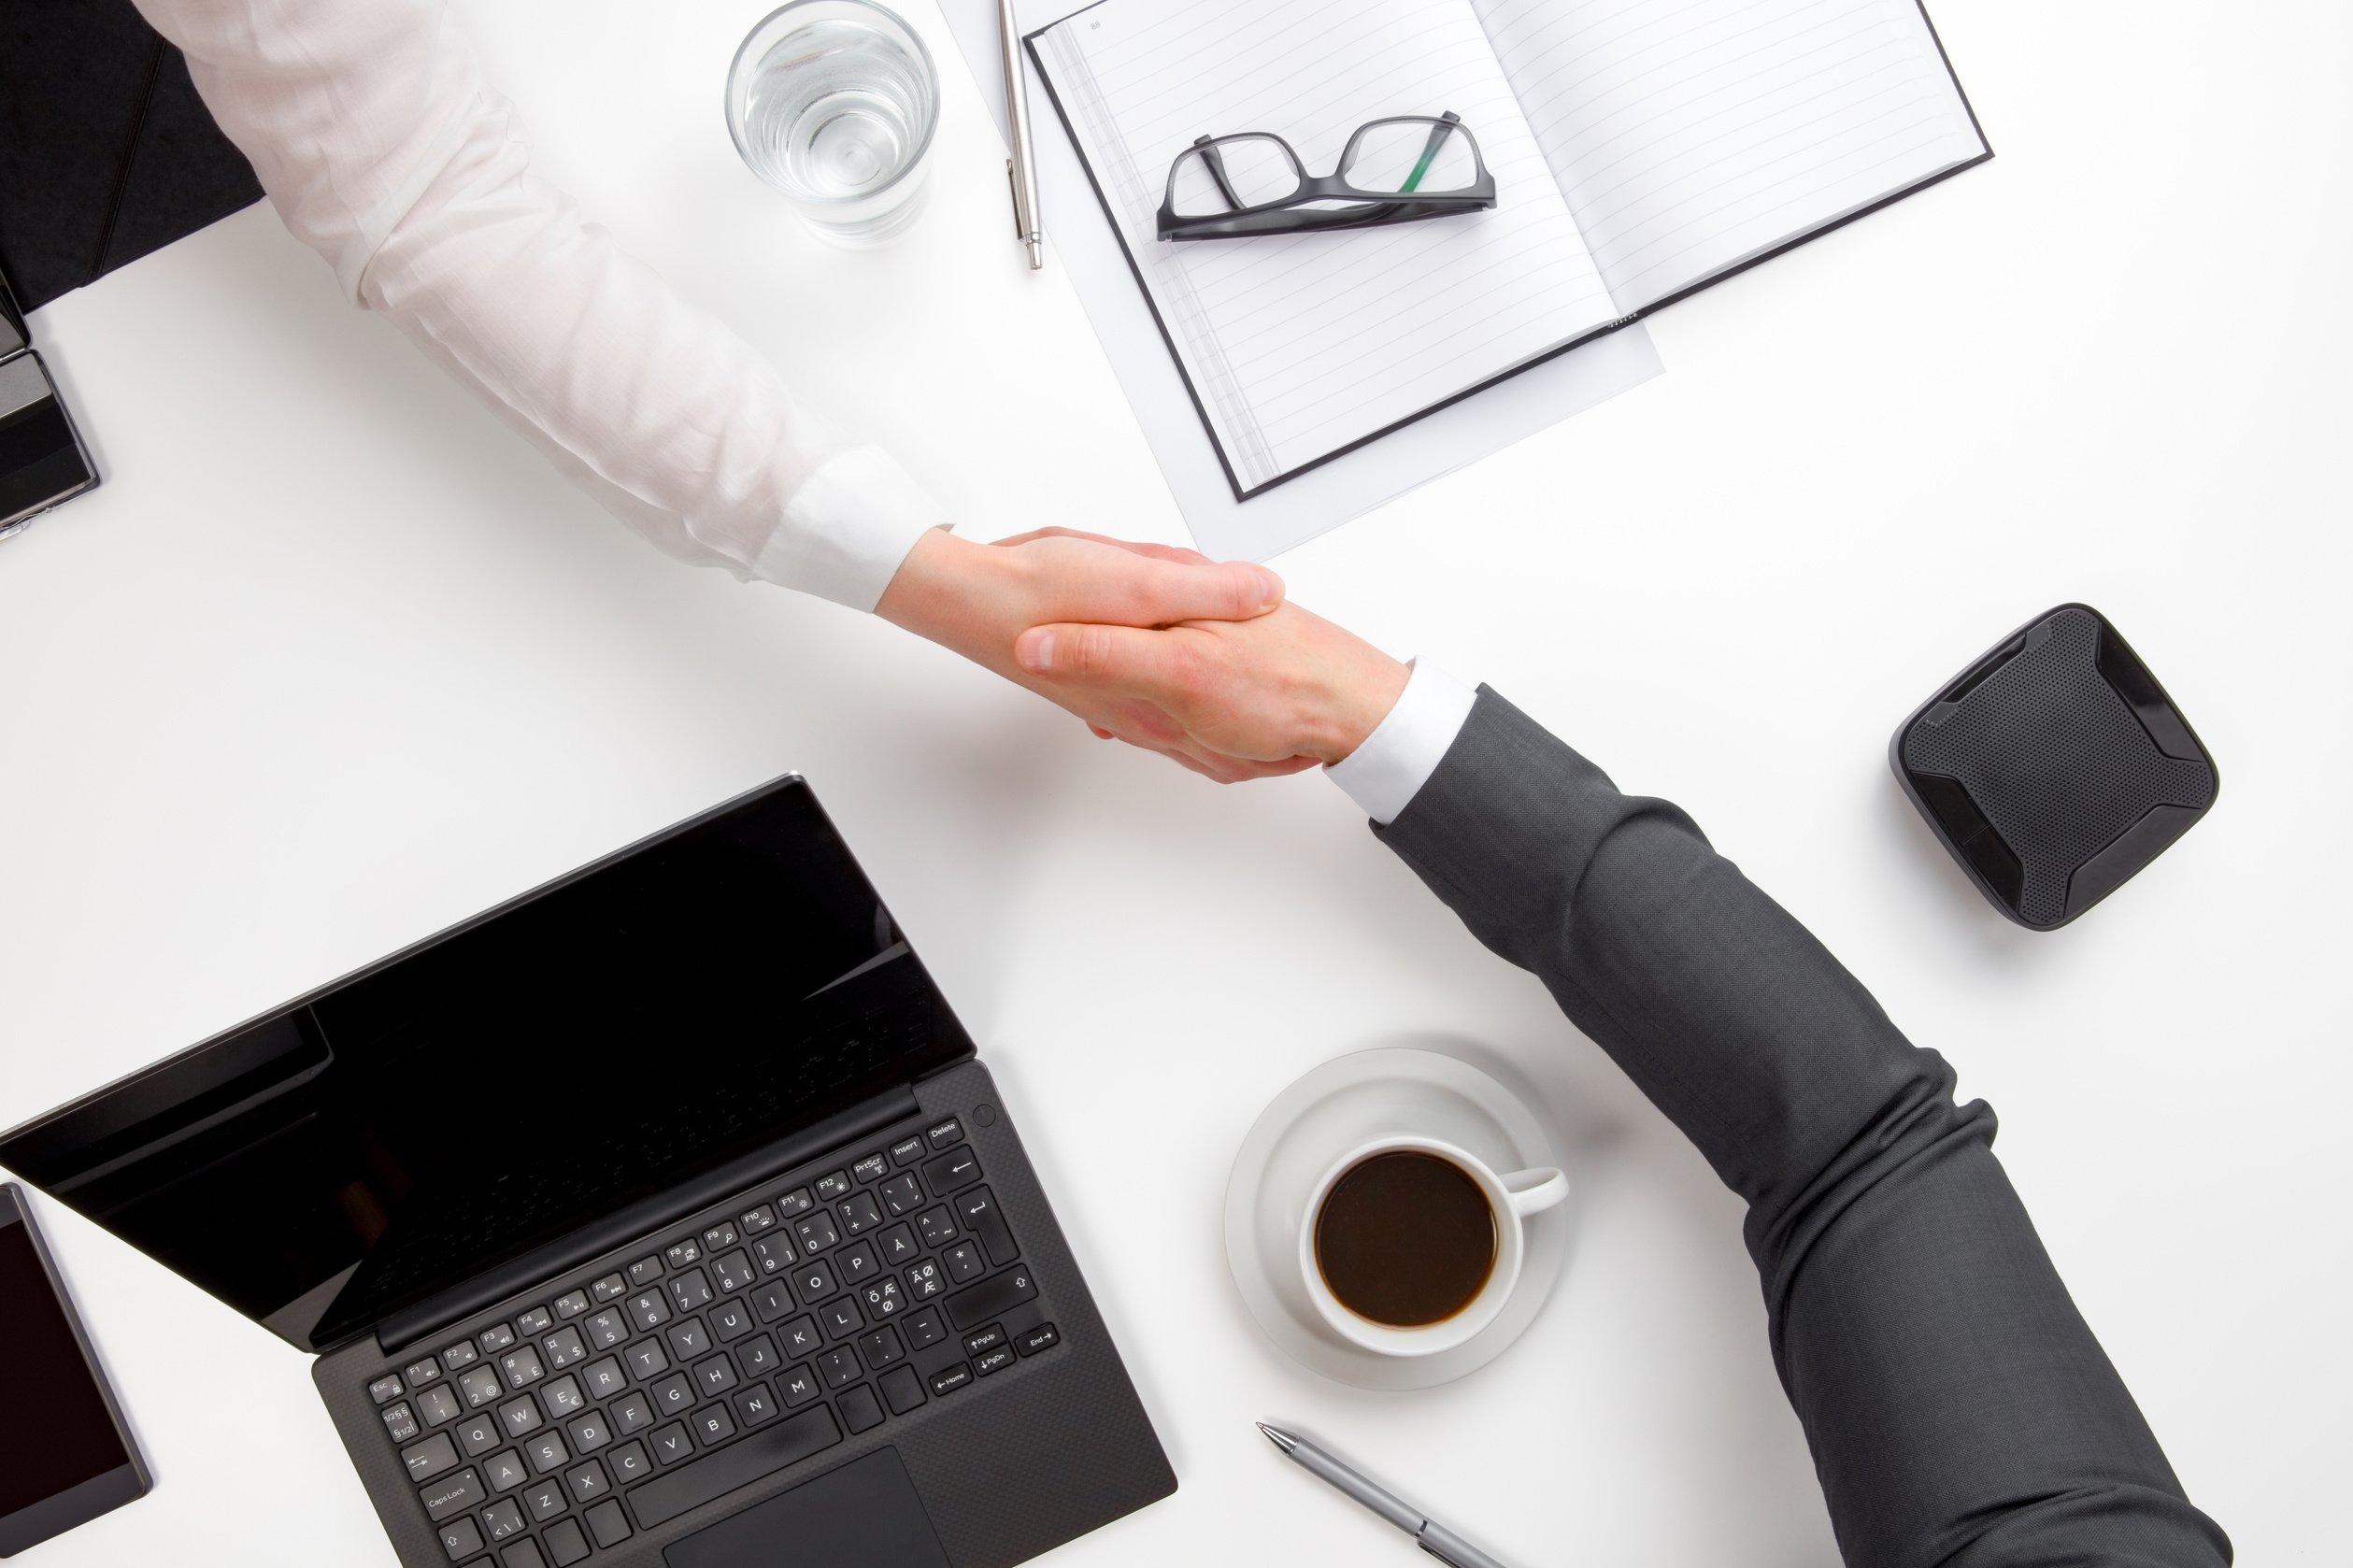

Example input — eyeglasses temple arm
[1400,109,1463,194]
[1191,135,1246,211]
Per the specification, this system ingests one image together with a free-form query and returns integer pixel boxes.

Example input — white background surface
[2,1,2347,1564]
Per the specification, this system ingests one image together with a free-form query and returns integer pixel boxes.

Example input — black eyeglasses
[1157,111,1496,242]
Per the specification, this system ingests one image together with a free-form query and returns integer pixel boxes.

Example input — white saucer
[1223,1047,1571,1390]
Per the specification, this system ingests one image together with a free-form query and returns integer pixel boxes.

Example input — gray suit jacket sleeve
[1376,688,2229,1568]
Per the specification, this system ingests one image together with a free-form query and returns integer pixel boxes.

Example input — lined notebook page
[1473,0,1986,312]
[1035,0,1619,492]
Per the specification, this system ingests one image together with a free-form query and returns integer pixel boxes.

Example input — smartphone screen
[0,1192,147,1549]
[0,352,99,536]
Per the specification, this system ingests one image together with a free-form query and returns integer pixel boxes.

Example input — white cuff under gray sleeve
[1324,660,1479,826]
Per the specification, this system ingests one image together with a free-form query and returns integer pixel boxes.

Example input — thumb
[1100,554,1284,626]
[1014,622,1193,693]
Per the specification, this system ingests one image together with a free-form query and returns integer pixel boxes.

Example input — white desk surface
[3,1,2346,1562]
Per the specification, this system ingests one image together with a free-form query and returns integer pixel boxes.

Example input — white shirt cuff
[1324,660,1478,825]
[751,445,954,611]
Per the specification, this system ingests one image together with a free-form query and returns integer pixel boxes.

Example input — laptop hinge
[372,1086,920,1358]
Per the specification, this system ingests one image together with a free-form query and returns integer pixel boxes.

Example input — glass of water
[725,1,941,245]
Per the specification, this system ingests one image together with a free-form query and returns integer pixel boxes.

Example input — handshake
[877,527,1411,783]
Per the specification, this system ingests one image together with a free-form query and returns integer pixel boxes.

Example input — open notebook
[1029,0,1989,498]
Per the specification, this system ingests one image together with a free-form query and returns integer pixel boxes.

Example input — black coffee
[1313,1151,1496,1328]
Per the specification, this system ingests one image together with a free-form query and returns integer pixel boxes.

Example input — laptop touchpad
[663,1447,951,1568]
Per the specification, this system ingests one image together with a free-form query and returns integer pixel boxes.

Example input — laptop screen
[0,778,974,1353]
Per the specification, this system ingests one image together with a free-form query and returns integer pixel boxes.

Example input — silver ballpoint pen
[1258,1423,1514,1568]
[996,0,1044,268]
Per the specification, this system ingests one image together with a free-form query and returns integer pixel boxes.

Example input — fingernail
[1018,630,1054,674]
[1254,568,1284,608]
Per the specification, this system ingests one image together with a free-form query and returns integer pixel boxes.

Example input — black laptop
[0,777,1174,1568]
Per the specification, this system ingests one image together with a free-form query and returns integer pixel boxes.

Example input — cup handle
[1500,1166,1569,1218]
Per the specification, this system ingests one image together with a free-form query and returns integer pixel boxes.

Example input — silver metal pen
[996,0,1044,268]
[1258,1423,1513,1568]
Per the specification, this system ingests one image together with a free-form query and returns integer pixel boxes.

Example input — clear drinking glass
[725,1,941,245]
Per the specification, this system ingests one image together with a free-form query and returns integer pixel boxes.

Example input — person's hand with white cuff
[1007,597,1419,785]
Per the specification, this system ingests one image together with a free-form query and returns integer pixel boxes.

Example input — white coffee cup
[1299,1134,1569,1357]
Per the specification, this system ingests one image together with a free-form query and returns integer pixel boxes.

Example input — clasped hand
[877,528,1406,781]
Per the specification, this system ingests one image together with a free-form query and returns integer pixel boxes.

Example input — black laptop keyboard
[364,1118,1062,1568]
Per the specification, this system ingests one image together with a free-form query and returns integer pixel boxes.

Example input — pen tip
[1256,1422,1297,1452]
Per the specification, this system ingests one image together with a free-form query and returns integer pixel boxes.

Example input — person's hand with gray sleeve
[1014,606,2232,1567]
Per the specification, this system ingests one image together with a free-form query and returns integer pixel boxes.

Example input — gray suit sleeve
[1376,689,2229,1568]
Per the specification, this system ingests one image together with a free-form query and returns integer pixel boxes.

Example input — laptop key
[877,1223,920,1266]
[692,1404,736,1447]
[878,1176,923,1218]
[369,1374,405,1404]
[818,1348,861,1390]
[1017,1323,1060,1358]
[552,1290,590,1320]
[405,1357,442,1388]
[497,1394,543,1439]
[922,1147,982,1197]
[525,1477,567,1521]
[649,1423,694,1465]
[853,1152,890,1184]
[839,1192,885,1235]
[814,1171,851,1203]
[735,1333,780,1377]
[963,1325,1006,1357]
[858,1326,905,1370]
[944,1244,986,1284]
[565,1412,611,1454]
[837,1385,884,1435]
[515,1306,553,1338]
[543,1518,592,1568]
[624,1290,671,1333]
[627,1406,842,1531]
[974,1346,1016,1377]
[778,1364,821,1406]
[665,1318,711,1360]
[457,1414,503,1458]
[944,1267,1038,1332]
[694,1353,739,1397]
[461,1367,505,1409]
[499,1537,547,1568]
[420,1468,484,1522]
[927,1363,973,1397]
[403,1433,462,1484]
[584,1308,628,1351]
[436,1517,484,1562]
[480,1496,525,1540]
[624,1339,669,1381]
[777,1316,823,1359]
[580,1356,628,1402]
[667,1268,714,1313]
[793,1210,840,1254]
[540,1375,586,1419]
[925,1118,963,1149]
[611,1392,655,1435]
[878,1365,926,1416]
[564,1459,610,1504]
[901,1308,946,1351]
[906,1260,944,1301]
[819,1297,864,1340]
[500,1346,546,1390]
[382,1403,421,1444]
[478,1324,517,1355]
[584,1498,633,1548]
[650,1373,695,1417]
[526,1431,570,1475]
[711,1249,756,1293]
[791,1260,837,1305]
[861,1278,904,1319]
[417,1385,464,1428]
[710,1300,753,1342]
[752,1236,794,1276]
[889,1134,926,1167]
[915,1206,958,1248]
[734,1382,779,1427]
[751,1282,796,1323]
[776,1187,815,1218]
[626,1255,663,1288]
[442,1341,479,1371]
[836,1242,879,1284]
[664,1238,701,1271]
[483,1450,529,1493]
[605,1441,651,1484]
[739,1203,777,1235]
[591,1272,629,1304]
[541,1326,588,1369]
[953,1188,1019,1266]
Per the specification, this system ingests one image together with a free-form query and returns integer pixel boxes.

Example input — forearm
[134,0,944,607]
[1378,690,2229,1567]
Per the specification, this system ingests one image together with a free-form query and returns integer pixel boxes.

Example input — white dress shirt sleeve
[131,0,948,610]
[1324,660,1479,826]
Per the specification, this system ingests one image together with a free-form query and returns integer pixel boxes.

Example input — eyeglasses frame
[1156,112,1497,242]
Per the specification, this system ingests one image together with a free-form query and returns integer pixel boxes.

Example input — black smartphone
[0,264,100,542]
[0,1183,151,1557]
